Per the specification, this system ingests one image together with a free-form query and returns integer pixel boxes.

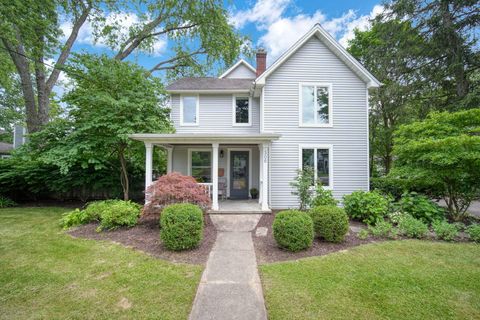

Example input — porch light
[220,150,224,158]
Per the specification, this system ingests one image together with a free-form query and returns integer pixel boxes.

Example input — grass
[0,207,202,320]
[260,240,480,320]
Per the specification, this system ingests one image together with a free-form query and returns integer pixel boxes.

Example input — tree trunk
[119,146,130,201]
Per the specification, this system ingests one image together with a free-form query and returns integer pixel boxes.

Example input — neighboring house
[0,142,13,158]
[130,24,380,212]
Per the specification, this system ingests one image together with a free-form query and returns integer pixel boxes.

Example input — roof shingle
[166,77,253,91]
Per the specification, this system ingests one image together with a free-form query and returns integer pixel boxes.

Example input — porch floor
[208,200,271,214]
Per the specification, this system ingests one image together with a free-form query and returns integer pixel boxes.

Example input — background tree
[35,54,172,200]
[391,109,480,221]
[0,0,247,133]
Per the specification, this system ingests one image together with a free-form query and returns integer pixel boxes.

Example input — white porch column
[145,142,153,189]
[166,147,173,173]
[258,144,263,204]
[261,142,269,211]
[212,143,219,211]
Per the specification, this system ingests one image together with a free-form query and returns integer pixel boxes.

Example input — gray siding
[171,94,260,134]
[171,145,259,197]
[224,64,256,79]
[263,36,369,209]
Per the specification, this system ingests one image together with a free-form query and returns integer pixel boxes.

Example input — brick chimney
[256,48,267,77]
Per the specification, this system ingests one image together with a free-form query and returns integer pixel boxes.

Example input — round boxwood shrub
[343,190,390,225]
[308,205,349,243]
[273,210,314,252]
[160,203,204,251]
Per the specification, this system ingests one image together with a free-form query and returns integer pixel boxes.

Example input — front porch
[129,133,280,212]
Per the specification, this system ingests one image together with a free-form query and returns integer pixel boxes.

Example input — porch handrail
[197,182,213,198]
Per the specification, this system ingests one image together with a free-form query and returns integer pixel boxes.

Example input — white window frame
[298,83,333,127]
[232,95,252,126]
[180,94,199,126]
[188,148,212,182]
[298,144,333,189]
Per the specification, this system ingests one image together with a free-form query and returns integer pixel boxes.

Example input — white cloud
[230,1,384,62]
[60,12,167,57]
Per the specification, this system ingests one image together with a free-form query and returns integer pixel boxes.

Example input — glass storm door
[230,151,249,199]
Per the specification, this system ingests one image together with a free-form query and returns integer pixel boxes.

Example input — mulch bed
[68,214,216,265]
[253,212,380,264]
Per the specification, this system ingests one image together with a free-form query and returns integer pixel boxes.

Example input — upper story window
[300,144,332,188]
[181,95,199,126]
[232,95,251,126]
[299,83,332,127]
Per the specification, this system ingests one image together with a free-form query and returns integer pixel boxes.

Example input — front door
[230,151,249,199]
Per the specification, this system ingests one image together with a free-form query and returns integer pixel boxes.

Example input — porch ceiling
[129,133,280,144]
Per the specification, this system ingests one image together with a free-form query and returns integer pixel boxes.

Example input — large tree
[383,0,480,109]
[0,0,247,133]
[34,54,172,200]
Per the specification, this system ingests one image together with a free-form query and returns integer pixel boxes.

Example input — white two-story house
[130,24,381,212]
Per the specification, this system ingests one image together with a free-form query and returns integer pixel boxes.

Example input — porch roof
[129,133,280,144]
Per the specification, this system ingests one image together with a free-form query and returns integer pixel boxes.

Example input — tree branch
[149,49,206,73]
[46,4,91,91]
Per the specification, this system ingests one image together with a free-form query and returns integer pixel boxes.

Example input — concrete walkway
[189,214,267,320]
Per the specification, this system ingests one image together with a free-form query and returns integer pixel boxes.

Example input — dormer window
[232,95,251,126]
[181,95,199,126]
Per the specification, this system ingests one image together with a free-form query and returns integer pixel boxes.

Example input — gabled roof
[165,77,253,93]
[255,24,381,88]
[219,59,256,79]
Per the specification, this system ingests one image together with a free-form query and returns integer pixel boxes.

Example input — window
[232,96,251,126]
[181,95,198,125]
[300,145,332,188]
[299,83,332,126]
[189,150,211,183]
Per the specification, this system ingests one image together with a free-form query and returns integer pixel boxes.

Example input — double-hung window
[299,83,332,126]
[189,149,212,183]
[300,145,332,188]
[232,95,251,126]
[181,95,199,125]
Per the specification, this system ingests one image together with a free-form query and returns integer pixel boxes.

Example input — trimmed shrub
[368,219,394,238]
[432,220,459,241]
[97,200,142,231]
[399,192,445,224]
[143,173,211,217]
[60,208,97,229]
[0,195,17,208]
[343,190,390,225]
[160,203,204,251]
[311,186,338,207]
[273,210,314,252]
[309,206,348,243]
[398,215,429,239]
[466,224,480,243]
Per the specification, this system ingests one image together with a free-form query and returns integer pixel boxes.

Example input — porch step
[207,209,271,215]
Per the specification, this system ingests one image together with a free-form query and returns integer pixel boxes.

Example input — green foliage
[393,109,480,221]
[368,219,395,238]
[387,211,408,225]
[0,195,16,208]
[290,167,315,210]
[399,192,445,224]
[357,229,369,240]
[273,210,314,252]
[97,200,141,231]
[160,203,204,251]
[250,188,259,199]
[398,215,429,239]
[311,185,338,207]
[308,206,349,243]
[466,224,480,243]
[343,190,390,225]
[432,220,459,242]
[60,208,97,229]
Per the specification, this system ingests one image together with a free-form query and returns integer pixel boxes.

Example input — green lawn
[0,207,202,320]
[260,240,480,320]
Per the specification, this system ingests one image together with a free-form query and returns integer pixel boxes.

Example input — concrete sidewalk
[189,215,267,320]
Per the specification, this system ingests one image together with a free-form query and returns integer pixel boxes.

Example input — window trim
[298,83,333,127]
[188,148,212,182]
[180,94,200,126]
[232,94,252,127]
[298,144,333,189]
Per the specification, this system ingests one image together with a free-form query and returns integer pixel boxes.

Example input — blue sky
[56,0,382,89]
